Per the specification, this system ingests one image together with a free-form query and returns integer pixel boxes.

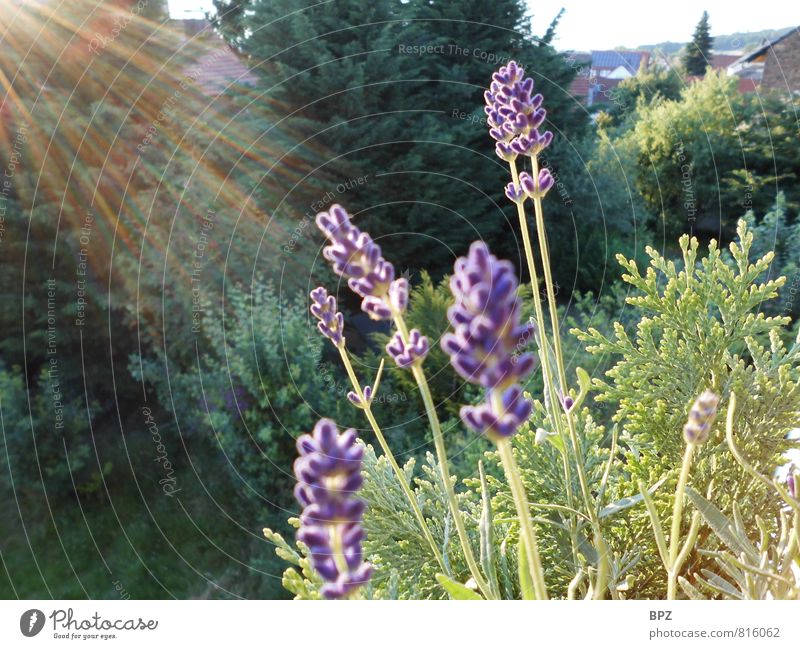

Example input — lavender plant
[294,419,373,598]
[261,60,800,601]
[442,241,547,598]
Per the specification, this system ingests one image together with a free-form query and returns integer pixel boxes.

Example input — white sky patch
[167,1,795,52]
[168,0,215,19]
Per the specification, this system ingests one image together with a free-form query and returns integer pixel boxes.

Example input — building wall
[761,29,800,92]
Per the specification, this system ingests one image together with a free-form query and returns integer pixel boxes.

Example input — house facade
[729,28,800,93]
[568,50,650,107]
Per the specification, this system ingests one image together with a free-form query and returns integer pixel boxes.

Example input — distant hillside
[638,26,795,55]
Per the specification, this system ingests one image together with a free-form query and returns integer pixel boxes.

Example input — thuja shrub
[263,61,800,600]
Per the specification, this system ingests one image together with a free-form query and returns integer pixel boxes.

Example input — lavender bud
[682,390,720,445]
[495,141,517,162]
[442,241,536,391]
[461,385,532,442]
[556,389,574,413]
[316,204,395,320]
[787,466,796,500]
[388,278,409,314]
[386,328,429,368]
[310,287,345,347]
[362,295,392,321]
[347,385,373,409]
[294,418,373,599]
[485,61,553,159]
[505,181,525,204]
[519,169,555,200]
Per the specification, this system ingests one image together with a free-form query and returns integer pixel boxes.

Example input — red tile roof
[172,19,259,97]
[711,54,740,70]
[569,77,592,97]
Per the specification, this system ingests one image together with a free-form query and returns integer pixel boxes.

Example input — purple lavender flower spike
[442,241,536,390]
[683,390,720,445]
[310,287,345,347]
[484,60,553,160]
[787,466,796,500]
[316,204,396,320]
[294,418,373,599]
[386,328,429,368]
[442,241,537,440]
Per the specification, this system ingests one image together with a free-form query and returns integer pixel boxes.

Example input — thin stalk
[494,399,548,599]
[391,311,494,599]
[667,443,696,600]
[516,155,610,597]
[338,346,447,573]
[508,159,579,568]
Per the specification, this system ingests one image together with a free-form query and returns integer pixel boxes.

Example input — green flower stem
[512,157,609,596]
[390,311,494,599]
[507,159,579,566]
[667,442,696,600]
[725,393,800,516]
[337,345,447,574]
[493,400,548,599]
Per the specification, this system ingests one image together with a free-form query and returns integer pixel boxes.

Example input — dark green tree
[682,11,713,76]
[212,0,589,285]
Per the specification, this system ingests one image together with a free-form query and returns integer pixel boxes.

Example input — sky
[167,0,797,51]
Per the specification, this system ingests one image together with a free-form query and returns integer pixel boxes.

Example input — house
[567,50,650,107]
[710,53,740,71]
[172,18,260,97]
[589,50,650,79]
[729,28,800,93]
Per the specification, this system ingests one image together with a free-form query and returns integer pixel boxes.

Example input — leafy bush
[133,281,352,504]
[264,220,800,600]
